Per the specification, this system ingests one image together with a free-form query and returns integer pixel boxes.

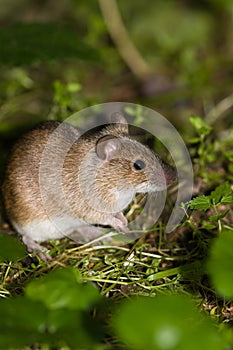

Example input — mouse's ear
[110,112,129,135]
[96,135,121,161]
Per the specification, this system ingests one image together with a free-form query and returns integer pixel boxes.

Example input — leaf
[0,233,26,262]
[189,137,201,144]
[189,184,233,212]
[201,221,216,230]
[0,23,100,66]
[188,195,211,211]
[113,295,225,350]
[210,182,233,205]
[0,268,104,348]
[207,229,233,299]
[0,295,103,348]
[25,267,101,310]
[0,297,49,348]
[209,209,230,222]
[47,308,104,348]
[190,116,212,136]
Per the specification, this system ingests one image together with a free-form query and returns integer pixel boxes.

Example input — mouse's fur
[2,113,176,259]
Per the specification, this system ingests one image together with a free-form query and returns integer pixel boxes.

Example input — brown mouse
[2,113,176,260]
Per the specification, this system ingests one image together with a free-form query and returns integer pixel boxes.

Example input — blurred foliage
[118,0,233,94]
[0,268,105,349]
[0,0,232,135]
[207,230,233,299]
[0,265,231,349]
[113,294,226,350]
[0,23,100,66]
[0,233,26,262]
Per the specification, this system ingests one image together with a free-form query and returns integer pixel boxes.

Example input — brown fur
[2,115,176,243]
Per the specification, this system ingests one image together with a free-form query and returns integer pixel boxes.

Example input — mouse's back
[2,121,78,226]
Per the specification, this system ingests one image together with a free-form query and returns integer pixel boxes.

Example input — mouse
[2,112,176,260]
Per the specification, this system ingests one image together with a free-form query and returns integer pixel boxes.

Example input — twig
[98,0,151,79]
[205,93,233,125]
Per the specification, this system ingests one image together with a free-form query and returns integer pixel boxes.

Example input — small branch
[205,93,233,125]
[98,0,152,79]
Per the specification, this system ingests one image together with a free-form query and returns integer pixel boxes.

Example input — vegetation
[0,1,233,349]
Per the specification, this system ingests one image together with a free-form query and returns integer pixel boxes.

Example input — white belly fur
[12,216,84,242]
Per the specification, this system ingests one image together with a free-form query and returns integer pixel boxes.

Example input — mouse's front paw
[110,213,129,234]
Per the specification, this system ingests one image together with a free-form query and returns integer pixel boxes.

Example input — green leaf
[209,209,230,222]
[225,151,233,162]
[190,116,212,136]
[0,23,100,66]
[0,295,103,348]
[188,195,211,210]
[228,163,233,174]
[207,229,233,299]
[113,295,225,350]
[0,233,26,262]
[0,268,104,348]
[201,221,216,230]
[25,267,101,310]
[210,182,233,205]
[47,308,104,348]
[189,137,201,144]
[0,297,49,348]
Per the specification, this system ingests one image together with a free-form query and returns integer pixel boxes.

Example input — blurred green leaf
[0,297,49,348]
[202,221,216,230]
[0,233,26,261]
[189,137,201,144]
[47,308,104,348]
[207,229,233,299]
[0,23,100,66]
[25,267,101,310]
[0,268,104,348]
[0,294,103,348]
[113,294,225,350]
[190,116,212,136]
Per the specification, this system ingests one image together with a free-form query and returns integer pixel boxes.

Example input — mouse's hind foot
[22,235,52,262]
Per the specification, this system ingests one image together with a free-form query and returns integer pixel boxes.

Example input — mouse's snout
[163,163,177,186]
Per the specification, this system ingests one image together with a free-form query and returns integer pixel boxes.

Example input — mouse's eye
[133,159,146,171]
